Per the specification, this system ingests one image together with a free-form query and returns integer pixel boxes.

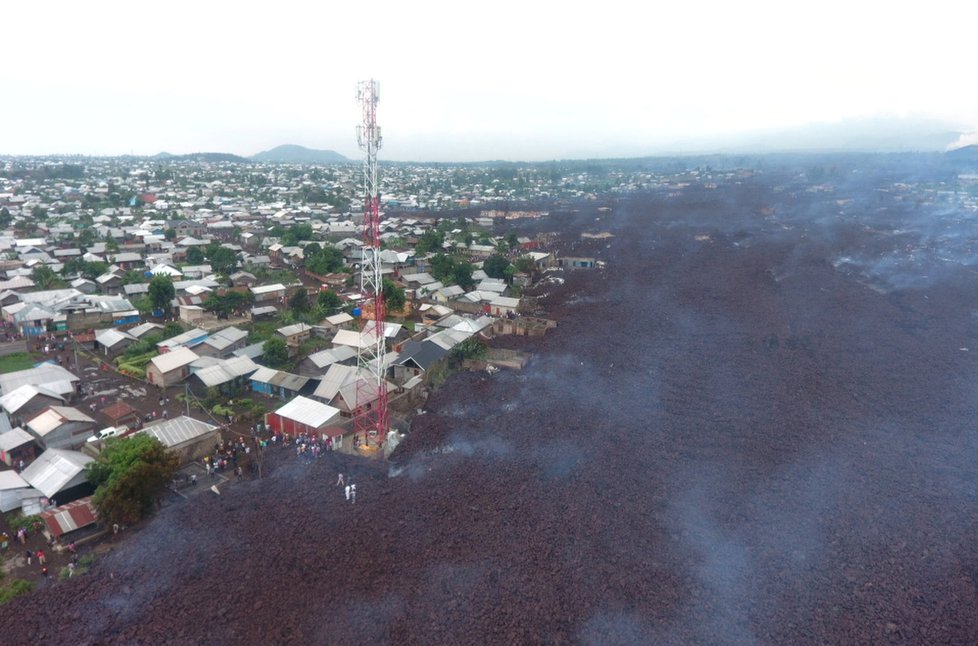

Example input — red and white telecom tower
[354,79,389,448]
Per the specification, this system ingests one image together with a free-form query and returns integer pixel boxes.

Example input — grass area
[0,352,36,374]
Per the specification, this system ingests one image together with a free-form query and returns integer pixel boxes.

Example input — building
[95,328,138,357]
[194,326,248,359]
[0,427,37,467]
[25,406,97,450]
[277,323,313,349]
[392,340,449,384]
[188,356,259,396]
[250,305,278,321]
[0,364,80,400]
[99,400,140,429]
[38,496,99,538]
[0,470,38,513]
[146,346,199,387]
[20,448,95,505]
[138,416,220,465]
[156,327,208,353]
[250,367,313,400]
[0,384,67,428]
[250,283,286,303]
[264,396,341,438]
[298,345,358,377]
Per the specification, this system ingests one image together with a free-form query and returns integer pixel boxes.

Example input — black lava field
[5,160,978,644]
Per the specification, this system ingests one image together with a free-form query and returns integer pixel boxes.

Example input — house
[488,295,521,317]
[138,416,220,465]
[558,256,597,269]
[264,396,341,438]
[0,427,38,467]
[157,327,208,353]
[146,346,199,387]
[99,400,140,429]
[194,326,248,359]
[277,323,312,349]
[179,305,208,325]
[524,251,554,270]
[250,283,286,303]
[311,363,394,416]
[0,384,67,428]
[70,278,98,294]
[95,328,137,357]
[0,470,38,513]
[38,496,99,538]
[128,321,164,339]
[321,312,355,332]
[298,345,358,377]
[20,448,95,505]
[229,271,257,287]
[25,406,97,450]
[250,367,313,400]
[392,340,449,384]
[250,305,278,321]
[188,356,259,396]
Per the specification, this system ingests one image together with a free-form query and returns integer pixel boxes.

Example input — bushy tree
[382,279,406,313]
[185,246,205,264]
[148,275,175,311]
[289,289,310,314]
[483,254,511,280]
[415,229,444,255]
[305,245,345,275]
[317,289,343,315]
[31,265,66,290]
[208,247,238,275]
[87,434,179,527]
[262,336,289,368]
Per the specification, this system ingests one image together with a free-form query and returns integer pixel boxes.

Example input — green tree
[163,228,177,241]
[163,321,184,338]
[514,256,536,274]
[317,289,343,315]
[87,434,179,527]
[31,265,66,290]
[305,245,345,275]
[262,336,289,368]
[148,275,175,312]
[280,223,313,246]
[483,254,511,280]
[289,289,310,314]
[208,247,238,275]
[415,229,444,255]
[382,279,406,313]
[451,336,487,363]
[185,246,205,264]
[506,232,519,248]
[452,261,475,290]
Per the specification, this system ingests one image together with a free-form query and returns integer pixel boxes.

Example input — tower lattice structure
[354,79,389,448]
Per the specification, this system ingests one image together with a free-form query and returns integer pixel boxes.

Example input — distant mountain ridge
[251,144,350,163]
[152,151,251,163]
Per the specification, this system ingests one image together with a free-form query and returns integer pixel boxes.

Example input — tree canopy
[304,244,346,276]
[31,265,66,290]
[148,275,175,311]
[87,434,179,527]
[383,279,406,313]
[262,336,289,368]
[289,289,310,314]
[483,254,511,280]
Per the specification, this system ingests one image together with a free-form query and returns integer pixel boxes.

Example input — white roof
[490,296,521,308]
[273,396,340,428]
[0,427,35,452]
[0,469,30,491]
[325,312,354,325]
[193,356,259,386]
[139,416,218,449]
[27,406,95,437]
[20,448,94,498]
[128,322,164,338]
[0,384,64,414]
[149,346,199,374]
[96,328,136,348]
[251,283,286,295]
[278,323,312,337]
[149,264,183,277]
[0,364,79,397]
[306,345,357,369]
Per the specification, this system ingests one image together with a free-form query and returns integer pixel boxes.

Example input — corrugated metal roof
[40,496,98,537]
[139,416,218,449]
[0,427,33,452]
[20,449,93,498]
[149,346,199,374]
[27,406,94,436]
[250,366,278,384]
[0,469,30,491]
[307,345,357,369]
[273,396,340,428]
[251,283,286,294]
[277,323,312,337]
[95,328,136,348]
[0,365,80,397]
[0,384,64,414]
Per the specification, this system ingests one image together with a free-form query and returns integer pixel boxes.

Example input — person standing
[351,484,357,504]
[25,550,32,565]
[36,549,45,565]
[344,484,351,501]
[336,472,345,486]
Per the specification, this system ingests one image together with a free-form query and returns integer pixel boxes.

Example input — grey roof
[139,416,218,449]
[0,365,79,397]
[0,427,34,452]
[396,340,449,371]
[232,341,265,360]
[128,322,164,338]
[193,357,259,386]
[305,345,357,369]
[277,323,312,337]
[20,448,93,498]
[96,328,136,348]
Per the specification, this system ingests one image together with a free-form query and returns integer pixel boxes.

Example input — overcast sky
[4,1,977,161]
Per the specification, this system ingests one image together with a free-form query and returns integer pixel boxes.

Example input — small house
[20,448,95,505]
[265,396,341,438]
[250,367,313,400]
[277,323,313,349]
[95,328,137,358]
[146,346,199,387]
[0,427,38,467]
[138,416,220,465]
[25,406,97,451]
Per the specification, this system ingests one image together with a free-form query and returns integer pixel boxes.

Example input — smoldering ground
[5,155,978,644]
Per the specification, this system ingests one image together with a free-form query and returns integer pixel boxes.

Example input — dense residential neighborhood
[0,155,614,539]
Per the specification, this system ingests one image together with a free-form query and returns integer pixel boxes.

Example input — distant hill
[251,144,350,164]
[946,145,978,160]
[153,152,251,163]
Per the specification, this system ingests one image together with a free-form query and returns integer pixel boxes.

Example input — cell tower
[354,79,389,449]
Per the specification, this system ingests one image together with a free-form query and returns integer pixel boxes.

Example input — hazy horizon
[4,1,977,162]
